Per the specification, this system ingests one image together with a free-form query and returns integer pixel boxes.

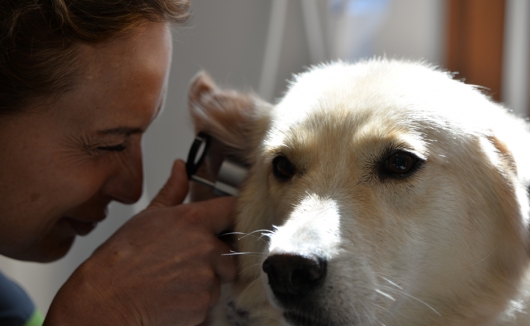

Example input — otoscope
[185,133,248,196]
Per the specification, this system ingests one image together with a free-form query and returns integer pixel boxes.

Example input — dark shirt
[0,271,40,326]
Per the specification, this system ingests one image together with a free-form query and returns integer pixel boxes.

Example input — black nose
[262,254,327,303]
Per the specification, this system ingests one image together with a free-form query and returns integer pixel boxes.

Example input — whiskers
[375,289,396,302]
[220,228,275,242]
[220,228,275,258]
[220,228,273,284]
[221,251,262,256]
[218,228,273,317]
[374,274,441,318]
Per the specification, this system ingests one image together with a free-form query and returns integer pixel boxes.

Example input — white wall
[373,0,445,64]
[0,0,446,314]
[502,0,530,117]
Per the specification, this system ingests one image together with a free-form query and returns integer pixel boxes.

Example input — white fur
[189,59,530,326]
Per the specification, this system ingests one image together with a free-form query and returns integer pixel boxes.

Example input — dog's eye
[272,156,296,181]
[381,151,421,177]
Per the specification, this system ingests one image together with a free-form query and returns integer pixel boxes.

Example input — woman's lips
[64,217,98,236]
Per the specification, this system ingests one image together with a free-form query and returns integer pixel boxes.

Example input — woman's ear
[187,71,271,200]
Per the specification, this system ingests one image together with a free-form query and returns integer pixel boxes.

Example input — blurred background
[0,0,528,314]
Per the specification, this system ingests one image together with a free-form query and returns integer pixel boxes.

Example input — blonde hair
[0,0,190,113]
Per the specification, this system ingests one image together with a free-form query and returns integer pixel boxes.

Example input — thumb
[148,160,189,209]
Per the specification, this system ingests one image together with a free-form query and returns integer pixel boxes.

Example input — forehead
[52,22,172,129]
[81,23,171,79]
[266,62,430,154]
[78,23,171,95]
[265,60,490,157]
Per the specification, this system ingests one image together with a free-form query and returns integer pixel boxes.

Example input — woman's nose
[101,148,144,204]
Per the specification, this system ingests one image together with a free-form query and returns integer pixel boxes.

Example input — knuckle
[197,240,218,257]
[181,204,203,225]
[196,266,216,285]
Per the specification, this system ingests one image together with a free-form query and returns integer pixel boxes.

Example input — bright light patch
[268,195,342,259]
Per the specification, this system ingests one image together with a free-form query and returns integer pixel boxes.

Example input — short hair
[0,0,190,114]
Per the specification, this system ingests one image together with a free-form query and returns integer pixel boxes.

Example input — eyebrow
[96,126,144,136]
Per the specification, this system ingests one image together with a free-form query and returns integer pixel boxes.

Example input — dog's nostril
[262,254,327,301]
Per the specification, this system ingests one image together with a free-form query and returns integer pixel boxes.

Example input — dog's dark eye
[380,151,422,177]
[272,156,296,181]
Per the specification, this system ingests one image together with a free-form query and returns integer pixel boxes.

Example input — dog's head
[189,60,530,325]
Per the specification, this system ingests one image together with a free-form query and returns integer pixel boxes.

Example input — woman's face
[0,22,172,262]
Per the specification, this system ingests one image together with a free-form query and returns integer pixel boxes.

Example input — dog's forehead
[266,60,496,152]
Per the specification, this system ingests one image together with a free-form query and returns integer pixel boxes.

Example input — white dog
[188,59,530,326]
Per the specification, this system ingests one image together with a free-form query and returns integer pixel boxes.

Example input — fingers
[214,242,238,283]
[185,196,237,235]
[149,160,189,209]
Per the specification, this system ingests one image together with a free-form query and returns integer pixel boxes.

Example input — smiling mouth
[64,217,100,236]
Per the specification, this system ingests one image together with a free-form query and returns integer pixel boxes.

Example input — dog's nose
[262,254,327,302]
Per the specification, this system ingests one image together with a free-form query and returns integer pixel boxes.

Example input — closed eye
[97,144,127,152]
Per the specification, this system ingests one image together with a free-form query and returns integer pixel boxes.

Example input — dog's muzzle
[262,253,327,307]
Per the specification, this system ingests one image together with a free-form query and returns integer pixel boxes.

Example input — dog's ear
[486,135,517,176]
[485,132,530,255]
[188,72,269,152]
[187,72,271,200]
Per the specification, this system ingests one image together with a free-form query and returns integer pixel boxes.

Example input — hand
[45,160,237,326]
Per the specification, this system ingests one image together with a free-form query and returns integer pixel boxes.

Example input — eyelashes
[97,144,127,152]
[70,131,134,156]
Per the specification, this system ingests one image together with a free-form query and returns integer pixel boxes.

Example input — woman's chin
[10,234,76,263]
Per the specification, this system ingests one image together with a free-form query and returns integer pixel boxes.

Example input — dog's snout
[262,254,327,302]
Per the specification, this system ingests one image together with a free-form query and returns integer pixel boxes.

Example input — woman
[0,1,237,325]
